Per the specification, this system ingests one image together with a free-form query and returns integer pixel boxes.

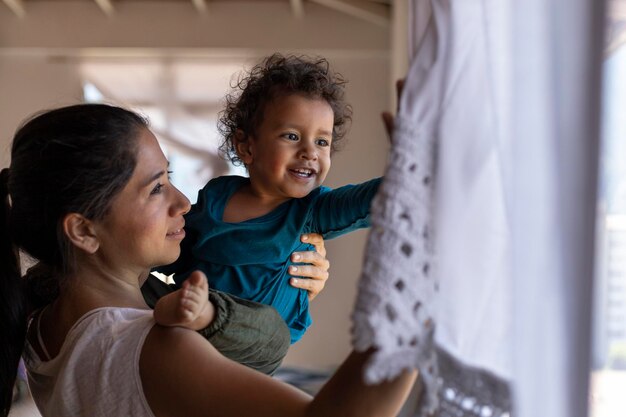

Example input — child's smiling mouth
[289,168,317,178]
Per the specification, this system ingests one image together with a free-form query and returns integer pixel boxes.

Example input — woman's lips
[166,228,186,240]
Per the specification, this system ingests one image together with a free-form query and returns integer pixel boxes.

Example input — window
[590,2,626,415]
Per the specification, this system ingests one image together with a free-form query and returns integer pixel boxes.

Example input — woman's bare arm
[305,349,416,417]
[140,326,416,417]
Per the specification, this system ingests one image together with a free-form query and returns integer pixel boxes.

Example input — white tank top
[23,307,157,417]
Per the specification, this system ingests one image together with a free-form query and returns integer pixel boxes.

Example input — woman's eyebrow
[142,162,170,187]
[142,170,166,187]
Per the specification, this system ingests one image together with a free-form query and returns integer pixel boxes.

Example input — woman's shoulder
[26,306,153,365]
[140,325,225,375]
[78,307,154,335]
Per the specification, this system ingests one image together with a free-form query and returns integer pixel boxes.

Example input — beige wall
[0,1,391,369]
[0,56,83,167]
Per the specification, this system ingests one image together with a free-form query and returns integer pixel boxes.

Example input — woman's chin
[159,249,181,266]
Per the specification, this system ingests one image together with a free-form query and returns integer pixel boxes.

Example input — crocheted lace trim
[351,115,512,416]
[432,346,512,417]
[352,114,439,410]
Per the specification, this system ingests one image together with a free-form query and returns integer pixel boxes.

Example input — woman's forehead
[126,129,168,187]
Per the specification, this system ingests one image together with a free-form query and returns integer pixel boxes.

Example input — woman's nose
[172,186,191,216]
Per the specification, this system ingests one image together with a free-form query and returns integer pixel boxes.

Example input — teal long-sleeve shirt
[159,175,381,343]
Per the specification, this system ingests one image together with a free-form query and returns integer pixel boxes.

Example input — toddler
[160,54,381,343]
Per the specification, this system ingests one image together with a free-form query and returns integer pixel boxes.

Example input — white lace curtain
[352,1,605,416]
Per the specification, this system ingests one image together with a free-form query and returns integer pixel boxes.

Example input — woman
[0,104,416,417]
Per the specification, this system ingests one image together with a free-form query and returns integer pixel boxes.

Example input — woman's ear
[234,129,254,165]
[62,213,100,254]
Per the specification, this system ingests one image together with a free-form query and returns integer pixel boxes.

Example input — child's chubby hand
[153,271,215,331]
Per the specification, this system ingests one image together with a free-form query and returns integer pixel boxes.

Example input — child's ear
[234,129,254,165]
[62,213,100,254]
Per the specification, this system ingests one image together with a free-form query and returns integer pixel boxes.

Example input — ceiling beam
[191,0,208,14]
[3,0,26,18]
[309,0,389,27]
[290,0,304,18]
[94,0,114,16]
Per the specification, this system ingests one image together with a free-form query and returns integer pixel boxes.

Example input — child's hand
[153,271,215,331]
[289,233,330,301]
[381,79,405,142]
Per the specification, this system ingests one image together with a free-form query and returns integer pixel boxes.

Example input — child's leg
[141,273,290,375]
[200,291,290,375]
[153,271,215,331]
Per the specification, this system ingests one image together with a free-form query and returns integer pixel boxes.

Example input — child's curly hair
[218,53,352,166]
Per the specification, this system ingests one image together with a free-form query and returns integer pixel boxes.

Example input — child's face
[240,94,334,200]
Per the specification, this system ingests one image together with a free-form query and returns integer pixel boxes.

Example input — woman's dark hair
[218,53,353,166]
[0,103,147,416]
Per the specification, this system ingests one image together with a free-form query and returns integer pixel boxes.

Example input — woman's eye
[150,183,164,195]
[316,138,330,147]
[283,133,299,141]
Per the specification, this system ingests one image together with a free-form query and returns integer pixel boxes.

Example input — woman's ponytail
[0,104,147,416]
[0,167,27,417]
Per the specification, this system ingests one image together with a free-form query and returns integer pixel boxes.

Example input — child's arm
[312,77,404,239]
[153,271,215,331]
[311,177,382,239]
[312,79,403,240]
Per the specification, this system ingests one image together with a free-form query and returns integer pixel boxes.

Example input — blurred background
[1,1,625,416]
[0,0,409,374]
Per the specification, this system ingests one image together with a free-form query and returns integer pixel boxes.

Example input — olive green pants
[141,274,290,375]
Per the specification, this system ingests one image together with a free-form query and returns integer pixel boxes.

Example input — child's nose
[298,142,318,160]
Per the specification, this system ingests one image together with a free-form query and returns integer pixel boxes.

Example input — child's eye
[150,183,165,195]
[283,133,299,141]
[316,138,330,147]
